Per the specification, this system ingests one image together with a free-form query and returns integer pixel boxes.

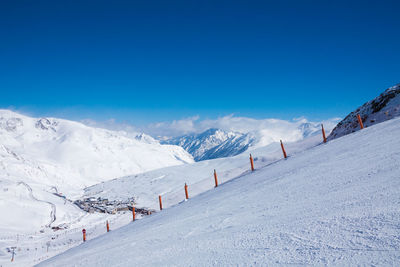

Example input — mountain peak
[328,83,400,140]
[163,128,242,161]
[35,118,58,132]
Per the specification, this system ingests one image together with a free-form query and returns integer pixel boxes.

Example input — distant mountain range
[163,128,250,161]
[163,121,328,161]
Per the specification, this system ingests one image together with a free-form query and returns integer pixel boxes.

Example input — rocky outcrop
[328,83,400,140]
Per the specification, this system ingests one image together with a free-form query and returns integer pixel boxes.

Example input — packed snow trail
[17,182,56,227]
[39,117,400,266]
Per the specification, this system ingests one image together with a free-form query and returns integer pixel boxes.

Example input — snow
[38,116,400,266]
[0,110,193,191]
[164,128,239,160]
[83,134,324,211]
[0,109,194,266]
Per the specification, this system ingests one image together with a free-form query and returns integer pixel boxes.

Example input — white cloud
[144,116,200,137]
[81,114,340,140]
[80,118,143,139]
[140,115,340,139]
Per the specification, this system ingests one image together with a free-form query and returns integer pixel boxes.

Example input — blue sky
[0,0,399,126]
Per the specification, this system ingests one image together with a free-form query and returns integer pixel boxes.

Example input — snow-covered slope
[165,120,335,161]
[0,109,193,237]
[328,83,400,140]
[40,116,400,266]
[0,109,193,191]
[83,135,323,211]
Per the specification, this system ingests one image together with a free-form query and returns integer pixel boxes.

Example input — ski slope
[39,116,400,266]
[0,120,327,266]
[84,133,326,211]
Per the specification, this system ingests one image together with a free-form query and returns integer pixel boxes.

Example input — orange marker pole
[214,169,218,187]
[132,206,136,221]
[321,124,327,143]
[357,114,364,129]
[159,195,163,210]
[280,140,287,159]
[184,183,189,199]
[82,229,86,242]
[106,221,110,232]
[249,154,255,171]
[10,248,15,262]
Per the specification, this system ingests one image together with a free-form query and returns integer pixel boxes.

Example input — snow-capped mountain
[0,109,193,236]
[197,131,256,160]
[328,83,400,140]
[165,121,331,161]
[133,132,159,144]
[0,109,193,189]
[163,128,241,161]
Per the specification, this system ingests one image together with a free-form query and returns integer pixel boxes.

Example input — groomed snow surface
[39,117,400,266]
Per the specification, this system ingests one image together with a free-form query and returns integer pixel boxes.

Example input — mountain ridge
[328,83,400,140]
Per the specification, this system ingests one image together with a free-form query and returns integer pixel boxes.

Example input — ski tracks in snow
[17,182,57,228]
